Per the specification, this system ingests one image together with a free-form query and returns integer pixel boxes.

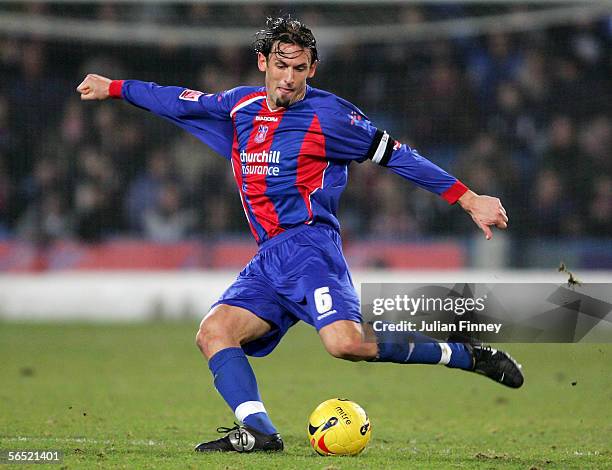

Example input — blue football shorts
[211,224,361,357]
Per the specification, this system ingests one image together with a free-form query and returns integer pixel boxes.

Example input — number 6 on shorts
[314,286,333,314]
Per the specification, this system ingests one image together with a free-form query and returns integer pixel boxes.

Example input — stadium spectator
[124,148,175,232]
[411,60,479,147]
[17,191,73,243]
[0,156,13,236]
[487,81,539,152]
[143,183,196,242]
[73,181,119,242]
[530,169,578,236]
[541,115,581,198]
[587,176,612,236]
[467,32,524,107]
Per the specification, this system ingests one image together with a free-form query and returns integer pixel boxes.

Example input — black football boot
[194,423,284,453]
[466,343,525,388]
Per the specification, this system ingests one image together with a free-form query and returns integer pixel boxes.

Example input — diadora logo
[254,124,269,144]
[255,115,279,122]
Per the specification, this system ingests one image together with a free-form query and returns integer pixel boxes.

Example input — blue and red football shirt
[110,80,468,244]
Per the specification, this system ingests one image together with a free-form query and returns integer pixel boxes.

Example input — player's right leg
[196,304,271,359]
[194,304,284,452]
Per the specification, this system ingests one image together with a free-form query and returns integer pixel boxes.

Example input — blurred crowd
[0,4,610,245]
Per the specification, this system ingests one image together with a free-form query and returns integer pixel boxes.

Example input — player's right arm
[76,74,113,100]
[77,73,230,119]
[77,74,237,158]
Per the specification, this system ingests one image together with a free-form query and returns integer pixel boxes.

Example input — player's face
[258,42,317,109]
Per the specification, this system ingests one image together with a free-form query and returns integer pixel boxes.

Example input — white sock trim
[235,401,267,422]
[438,342,452,365]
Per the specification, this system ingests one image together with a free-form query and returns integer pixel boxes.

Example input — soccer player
[77,16,523,453]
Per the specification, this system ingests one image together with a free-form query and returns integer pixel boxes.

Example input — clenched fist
[76,74,113,100]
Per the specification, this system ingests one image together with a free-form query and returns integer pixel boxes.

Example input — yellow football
[307,398,371,455]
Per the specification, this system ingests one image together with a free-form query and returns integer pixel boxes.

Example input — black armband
[365,129,394,166]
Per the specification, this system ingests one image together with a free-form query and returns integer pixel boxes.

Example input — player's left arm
[456,190,508,240]
[316,98,508,239]
[380,140,508,240]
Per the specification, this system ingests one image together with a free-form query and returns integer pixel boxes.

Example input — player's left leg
[320,319,472,366]
[285,226,521,388]
[318,320,377,361]
[319,320,524,388]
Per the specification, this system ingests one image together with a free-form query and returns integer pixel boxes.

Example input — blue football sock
[373,328,472,370]
[208,347,277,435]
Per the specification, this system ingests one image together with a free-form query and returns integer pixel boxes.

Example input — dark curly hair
[252,15,318,64]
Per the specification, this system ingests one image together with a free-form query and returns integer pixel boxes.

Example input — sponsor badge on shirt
[179,89,204,101]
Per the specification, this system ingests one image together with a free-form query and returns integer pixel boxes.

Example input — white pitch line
[1,437,166,446]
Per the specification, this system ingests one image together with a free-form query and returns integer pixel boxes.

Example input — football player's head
[253,15,318,109]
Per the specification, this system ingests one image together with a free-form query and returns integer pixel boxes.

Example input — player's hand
[458,190,508,240]
[76,74,112,100]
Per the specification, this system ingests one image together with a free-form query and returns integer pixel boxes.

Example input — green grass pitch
[1,321,610,469]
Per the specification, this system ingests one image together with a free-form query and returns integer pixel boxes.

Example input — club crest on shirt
[254,124,269,143]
